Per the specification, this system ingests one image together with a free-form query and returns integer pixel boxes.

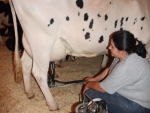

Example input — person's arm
[85,67,110,82]
[83,68,110,93]
[83,81,105,93]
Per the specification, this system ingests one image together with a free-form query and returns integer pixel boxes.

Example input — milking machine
[48,62,108,113]
[75,94,108,113]
[48,61,86,88]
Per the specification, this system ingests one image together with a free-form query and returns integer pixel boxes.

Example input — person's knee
[84,89,107,102]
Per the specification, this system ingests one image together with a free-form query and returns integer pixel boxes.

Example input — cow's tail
[9,0,22,83]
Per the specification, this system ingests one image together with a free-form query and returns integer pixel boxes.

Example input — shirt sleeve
[100,62,130,94]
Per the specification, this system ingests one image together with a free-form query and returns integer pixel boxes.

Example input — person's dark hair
[111,30,147,58]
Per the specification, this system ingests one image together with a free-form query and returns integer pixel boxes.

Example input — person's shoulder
[129,53,146,61]
[128,53,149,66]
[129,53,138,57]
[118,53,138,67]
[128,53,142,60]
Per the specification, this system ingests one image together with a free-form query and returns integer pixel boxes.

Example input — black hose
[54,79,86,84]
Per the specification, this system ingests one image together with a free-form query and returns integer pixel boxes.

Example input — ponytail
[135,39,147,58]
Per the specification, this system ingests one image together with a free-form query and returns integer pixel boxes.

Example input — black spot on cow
[121,18,124,22]
[98,14,101,18]
[76,0,83,9]
[50,18,54,24]
[78,12,80,16]
[141,27,143,30]
[114,20,118,28]
[105,14,108,21]
[48,18,54,27]
[126,17,129,21]
[120,17,124,27]
[83,29,85,31]
[66,16,70,21]
[98,36,104,43]
[133,18,137,25]
[89,19,93,29]
[120,28,123,31]
[85,32,90,39]
[141,16,145,21]
[84,13,89,21]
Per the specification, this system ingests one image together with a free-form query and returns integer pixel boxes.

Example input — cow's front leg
[21,51,34,99]
[101,54,109,68]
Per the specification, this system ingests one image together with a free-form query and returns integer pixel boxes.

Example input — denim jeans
[84,89,150,113]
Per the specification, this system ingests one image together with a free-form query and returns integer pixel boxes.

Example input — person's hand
[83,81,105,94]
[85,77,95,82]
[83,81,96,94]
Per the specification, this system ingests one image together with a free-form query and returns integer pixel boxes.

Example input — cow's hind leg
[32,54,59,110]
[21,51,34,99]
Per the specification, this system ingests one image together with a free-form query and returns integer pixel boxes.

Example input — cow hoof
[26,93,35,99]
[50,108,60,111]
[28,95,35,99]
[46,102,59,111]
[28,94,35,99]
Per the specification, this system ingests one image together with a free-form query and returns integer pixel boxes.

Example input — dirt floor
[0,44,103,113]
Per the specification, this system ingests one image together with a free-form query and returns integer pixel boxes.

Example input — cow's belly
[22,32,108,62]
[50,36,108,61]
[51,39,99,61]
[50,21,111,59]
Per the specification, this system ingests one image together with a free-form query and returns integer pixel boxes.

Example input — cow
[0,0,23,50]
[0,0,9,45]
[9,0,150,111]
[0,0,15,46]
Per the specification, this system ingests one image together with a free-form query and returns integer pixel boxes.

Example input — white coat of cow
[9,0,150,110]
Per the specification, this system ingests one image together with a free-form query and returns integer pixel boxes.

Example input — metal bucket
[75,103,88,113]
[75,98,108,113]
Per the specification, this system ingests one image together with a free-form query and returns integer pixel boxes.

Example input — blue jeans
[84,89,150,113]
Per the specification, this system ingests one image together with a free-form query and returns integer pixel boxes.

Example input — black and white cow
[0,0,23,50]
[9,0,150,110]
[0,0,9,45]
